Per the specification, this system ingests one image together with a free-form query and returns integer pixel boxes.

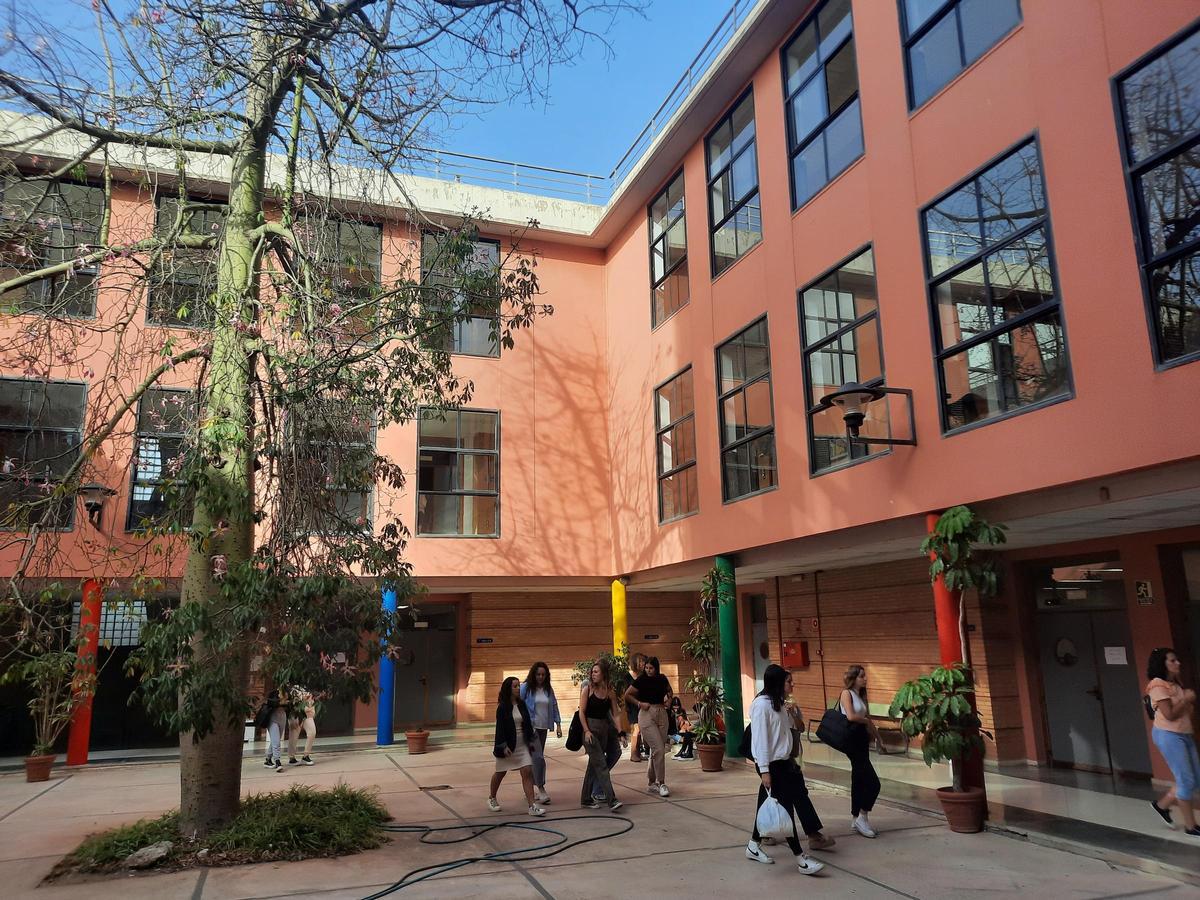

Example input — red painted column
[66,578,103,766]
[925,513,986,794]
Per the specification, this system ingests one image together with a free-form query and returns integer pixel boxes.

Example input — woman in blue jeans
[1146,647,1200,836]
[520,661,562,805]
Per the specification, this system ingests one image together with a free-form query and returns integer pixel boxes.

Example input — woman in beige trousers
[626,656,674,797]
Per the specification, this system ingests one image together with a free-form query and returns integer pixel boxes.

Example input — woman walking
[489,676,546,817]
[626,655,673,797]
[626,652,646,763]
[745,664,827,875]
[520,661,562,805]
[263,686,290,773]
[579,659,625,811]
[1146,647,1200,836]
[287,687,318,766]
[840,665,883,838]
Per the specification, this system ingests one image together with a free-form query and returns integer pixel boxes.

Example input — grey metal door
[393,611,457,728]
[1091,610,1152,775]
[1037,614,1110,770]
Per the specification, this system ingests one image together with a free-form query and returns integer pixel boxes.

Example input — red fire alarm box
[782,640,809,668]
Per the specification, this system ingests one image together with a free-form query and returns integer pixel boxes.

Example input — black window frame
[899,0,1023,111]
[799,244,890,476]
[781,0,865,211]
[126,386,195,532]
[920,135,1074,435]
[420,231,503,358]
[648,169,689,329]
[715,315,777,503]
[290,399,377,537]
[415,407,501,538]
[146,193,227,330]
[654,365,698,524]
[1112,20,1200,370]
[705,88,763,278]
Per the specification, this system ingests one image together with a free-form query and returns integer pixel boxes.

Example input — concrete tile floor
[0,742,1185,899]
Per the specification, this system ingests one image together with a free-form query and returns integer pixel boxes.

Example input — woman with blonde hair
[287,686,318,766]
[579,658,625,810]
[840,664,882,838]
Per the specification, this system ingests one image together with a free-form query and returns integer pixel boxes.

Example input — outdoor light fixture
[77,482,116,527]
[815,382,887,437]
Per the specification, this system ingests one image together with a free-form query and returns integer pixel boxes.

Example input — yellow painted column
[611,579,628,653]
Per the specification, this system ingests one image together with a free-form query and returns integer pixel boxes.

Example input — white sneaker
[487,797,501,812]
[852,815,877,838]
[528,803,546,817]
[539,789,552,805]
[796,854,825,875]
[658,783,670,798]
[647,782,661,794]
[745,841,774,864]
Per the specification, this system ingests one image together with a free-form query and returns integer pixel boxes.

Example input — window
[147,196,226,328]
[1115,24,1200,366]
[707,91,762,276]
[127,388,194,530]
[0,178,105,317]
[901,0,1021,109]
[655,367,697,522]
[287,398,375,535]
[801,247,889,473]
[649,171,689,326]
[421,233,501,357]
[295,217,383,339]
[783,0,864,209]
[922,139,1070,432]
[417,408,499,536]
[716,318,776,501]
[0,379,85,529]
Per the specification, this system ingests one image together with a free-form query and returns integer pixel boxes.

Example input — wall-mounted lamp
[814,383,918,446]
[77,482,117,528]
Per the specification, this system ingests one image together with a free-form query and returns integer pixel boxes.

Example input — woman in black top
[669,696,695,760]
[626,656,674,797]
[488,676,545,817]
[579,659,625,810]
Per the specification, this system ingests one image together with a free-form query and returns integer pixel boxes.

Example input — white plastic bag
[755,790,792,840]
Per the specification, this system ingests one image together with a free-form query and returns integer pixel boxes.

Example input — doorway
[1032,559,1152,776]
[393,607,457,728]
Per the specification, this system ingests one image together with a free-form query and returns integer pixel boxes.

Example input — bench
[805,698,910,754]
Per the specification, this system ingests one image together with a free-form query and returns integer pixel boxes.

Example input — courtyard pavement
[0,739,1188,899]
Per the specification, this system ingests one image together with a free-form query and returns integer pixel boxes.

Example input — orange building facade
[3,0,1200,784]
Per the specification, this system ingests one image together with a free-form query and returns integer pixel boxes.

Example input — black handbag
[815,706,853,753]
[565,711,584,752]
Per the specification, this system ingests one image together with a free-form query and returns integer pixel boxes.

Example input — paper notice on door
[1103,646,1128,666]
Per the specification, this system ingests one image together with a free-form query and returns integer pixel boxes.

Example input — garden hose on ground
[360,813,635,898]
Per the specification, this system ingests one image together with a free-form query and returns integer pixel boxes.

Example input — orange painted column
[925,513,986,794]
[66,578,103,766]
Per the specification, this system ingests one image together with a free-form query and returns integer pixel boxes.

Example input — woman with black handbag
[578,659,626,810]
[840,665,882,838]
[488,676,545,817]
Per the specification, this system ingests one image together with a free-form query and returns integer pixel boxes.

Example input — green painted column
[715,555,744,757]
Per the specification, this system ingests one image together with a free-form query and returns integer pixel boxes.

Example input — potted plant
[405,676,432,754]
[889,664,993,832]
[682,566,727,772]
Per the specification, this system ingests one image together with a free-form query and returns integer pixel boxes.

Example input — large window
[421,233,501,357]
[655,367,697,522]
[707,91,762,277]
[0,178,105,317]
[901,0,1021,109]
[128,388,194,530]
[1115,23,1200,367]
[801,247,888,473]
[923,139,1070,432]
[649,171,688,326]
[716,318,776,501]
[783,0,864,209]
[288,398,375,535]
[0,379,85,529]
[147,196,225,328]
[417,408,499,536]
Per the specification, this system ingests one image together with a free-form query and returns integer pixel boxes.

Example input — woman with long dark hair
[489,676,545,817]
[745,664,828,876]
[578,658,625,810]
[1146,647,1200,835]
[840,664,882,838]
[520,661,562,805]
[626,655,674,797]
[669,696,694,760]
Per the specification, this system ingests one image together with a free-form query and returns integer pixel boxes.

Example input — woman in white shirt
[519,662,562,805]
[840,665,882,838]
[745,664,827,876]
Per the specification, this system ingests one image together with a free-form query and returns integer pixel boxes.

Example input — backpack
[253,702,272,729]
[738,723,753,760]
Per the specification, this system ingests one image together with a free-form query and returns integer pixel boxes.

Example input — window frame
[125,386,194,532]
[415,406,501,538]
[714,314,778,503]
[919,134,1074,435]
[648,169,689,329]
[899,0,1023,111]
[420,231,503,359]
[145,193,227,330]
[780,0,865,212]
[654,364,699,524]
[799,244,891,476]
[705,87,762,278]
[1111,19,1200,371]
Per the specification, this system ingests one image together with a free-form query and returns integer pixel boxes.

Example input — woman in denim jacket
[520,661,562,805]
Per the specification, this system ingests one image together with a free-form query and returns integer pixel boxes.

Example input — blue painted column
[377,586,397,745]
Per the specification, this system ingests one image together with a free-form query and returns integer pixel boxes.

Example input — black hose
[361,813,635,899]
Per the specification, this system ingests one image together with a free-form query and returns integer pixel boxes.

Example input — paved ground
[0,741,1187,899]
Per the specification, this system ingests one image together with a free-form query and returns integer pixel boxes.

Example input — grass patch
[51,784,390,879]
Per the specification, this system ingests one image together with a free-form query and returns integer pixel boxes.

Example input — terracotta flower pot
[696,742,725,772]
[936,786,986,833]
[24,754,55,783]
[405,729,430,754]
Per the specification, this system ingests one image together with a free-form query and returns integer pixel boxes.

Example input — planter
[936,786,986,833]
[696,742,724,772]
[404,729,430,754]
[24,754,55,783]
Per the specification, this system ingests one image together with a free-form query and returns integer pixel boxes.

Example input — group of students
[261,685,319,772]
